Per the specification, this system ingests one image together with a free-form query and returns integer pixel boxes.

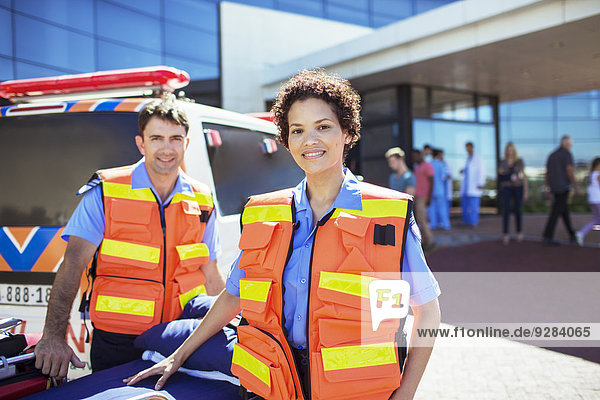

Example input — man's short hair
[465,142,474,147]
[385,147,405,159]
[138,95,189,136]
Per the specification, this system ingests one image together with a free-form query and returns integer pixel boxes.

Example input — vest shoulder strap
[359,181,413,202]
[245,188,294,208]
[96,164,136,184]
[180,171,212,195]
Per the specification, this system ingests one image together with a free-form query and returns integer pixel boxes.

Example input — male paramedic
[35,96,224,378]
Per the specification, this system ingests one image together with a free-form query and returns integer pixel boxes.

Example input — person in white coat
[460,142,486,226]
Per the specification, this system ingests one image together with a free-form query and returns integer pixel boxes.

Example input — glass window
[508,120,555,140]
[362,88,398,123]
[165,55,219,80]
[0,113,140,226]
[14,0,94,33]
[0,0,10,7]
[507,97,554,118]
[165,23,218,63]
[14,15,94,73]
[507,142,555,172]
[572,140,600,164]
[0,56,13,80]
[373,0,413,18]
[231,0,275,7]
[278,0,323,17]
[204,123,303,216]
[326,5,370,25]
[477,96,494,123]
[107,0,161,16]
[330,0,369,11]
[431,89,476,121]
[556,98,599,119]
[165,0,218,33]
[414,0,456,14]
[97,40,161,71]
[361,123,398,159]
[14,61,69,79]
[97,2,161,51]
[372,14,400,27]
[412,86,428,118]
[499,102,510,119]
[0,8,12,57]
[556,120,600,141]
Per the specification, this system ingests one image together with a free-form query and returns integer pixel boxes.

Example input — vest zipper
[152,192,168,325]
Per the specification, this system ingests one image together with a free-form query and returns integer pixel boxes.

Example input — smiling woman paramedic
[126,69,441,400]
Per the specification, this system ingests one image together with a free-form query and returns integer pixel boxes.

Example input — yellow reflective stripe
[332,199,408,219]
[319,271,376,298]
[172,192,213,207]
[95,295,155,317]
[179,285,207,309]
[103,182,155,202]
[242,205,292,225]
[240,280,271,303]
[232,345,271,388]
[176,243,209,261]
[321,342,396,371]
[100,239,160,264]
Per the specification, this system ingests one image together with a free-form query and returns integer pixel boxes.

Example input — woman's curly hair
[271,69,361,157]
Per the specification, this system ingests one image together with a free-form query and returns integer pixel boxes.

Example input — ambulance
[0,66,302,378]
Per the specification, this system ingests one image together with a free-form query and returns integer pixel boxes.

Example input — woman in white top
[575,157,600,245]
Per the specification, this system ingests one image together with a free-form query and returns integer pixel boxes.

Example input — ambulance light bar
[0,66,190,100]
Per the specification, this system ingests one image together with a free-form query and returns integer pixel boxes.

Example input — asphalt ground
[414,213,600,399]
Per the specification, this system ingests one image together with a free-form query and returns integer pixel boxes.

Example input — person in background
[423,144,433,163]
[126,69,441,400]
[498,142,528,245]
[386,147,416,196]
[460,142,486,227]
[412,149,435,250]
[542,135,579,245]
[429,149,451,230]
[575,156,600,246]
[439,149,453,225]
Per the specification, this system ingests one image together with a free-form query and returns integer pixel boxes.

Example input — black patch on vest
[373,224,395,246]
[199,210,210,223]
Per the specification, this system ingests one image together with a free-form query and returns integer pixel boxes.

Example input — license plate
[0,284,51,306]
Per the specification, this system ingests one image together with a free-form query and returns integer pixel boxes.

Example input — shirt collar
[131,158,194,201]
[292,168,363,213]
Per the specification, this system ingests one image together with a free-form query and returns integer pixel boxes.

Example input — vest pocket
[89,276,163,335]
[175,242,209,270]
[315,271,373,320]
[239,278,274,324]
[108,199,153,242]
[171,270,207,318]
[97,239,161,275]
[239,222,278,270]
[311,344,400,399]
[231,325,295,399]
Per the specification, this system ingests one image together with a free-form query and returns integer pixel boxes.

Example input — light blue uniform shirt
[226,169,440,349]
[62,158,221,261]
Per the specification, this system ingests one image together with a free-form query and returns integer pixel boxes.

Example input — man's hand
[34,336,85,379]
[124,353,182,390]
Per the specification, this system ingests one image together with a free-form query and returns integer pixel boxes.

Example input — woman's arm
[390,298,441,400]
[124,289,241,390]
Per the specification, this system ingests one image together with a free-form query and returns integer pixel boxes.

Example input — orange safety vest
[230,183,412,400]
[88,164,213,335]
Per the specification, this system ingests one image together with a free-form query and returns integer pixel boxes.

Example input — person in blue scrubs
[428,149,451,230]
[126,70,441,399]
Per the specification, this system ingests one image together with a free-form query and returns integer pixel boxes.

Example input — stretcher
[22,359,240,400]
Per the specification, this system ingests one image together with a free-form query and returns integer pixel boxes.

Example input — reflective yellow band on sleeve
[95,295,155,317]
[332,199,408,219]
[242,205,292,225]
[171,192,213,208]
[319,271,376,298]
[100,239,160,264]
[179,285,207,309]
[321,342,397,371]
[176,243,209,261]
[240,279,271,303]
[232,345,271,388]
[103,182,156,202]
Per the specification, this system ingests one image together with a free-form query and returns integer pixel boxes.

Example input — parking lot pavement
[416,323,600,399]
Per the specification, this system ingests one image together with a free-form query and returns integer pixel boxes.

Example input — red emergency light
[0,66,190,99]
